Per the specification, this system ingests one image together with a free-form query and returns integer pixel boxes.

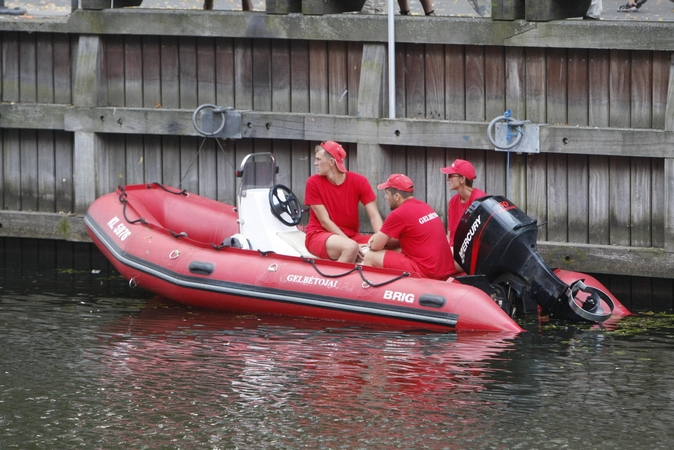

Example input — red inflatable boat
[85,153,628,333]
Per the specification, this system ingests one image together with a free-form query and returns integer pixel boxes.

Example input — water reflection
[89,301,518,448]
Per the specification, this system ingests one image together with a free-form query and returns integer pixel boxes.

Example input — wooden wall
[0,12,673,309]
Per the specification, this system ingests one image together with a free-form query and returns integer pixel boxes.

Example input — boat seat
[277,230,318,258]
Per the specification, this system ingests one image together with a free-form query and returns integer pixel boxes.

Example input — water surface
[1,261,673,449]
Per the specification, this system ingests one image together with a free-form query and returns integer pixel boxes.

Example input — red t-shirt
[447,188,487,246]
[380,198,453,280]
[304,172,376,237]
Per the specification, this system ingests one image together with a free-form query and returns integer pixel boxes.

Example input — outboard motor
[454,195,614,323]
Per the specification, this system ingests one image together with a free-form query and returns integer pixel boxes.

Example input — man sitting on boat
[363,174,453,280]
[304,141,384,263]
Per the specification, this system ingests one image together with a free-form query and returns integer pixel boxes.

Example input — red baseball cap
[377,174,414,192]
[320,141,347,173]
[440,159,476,180]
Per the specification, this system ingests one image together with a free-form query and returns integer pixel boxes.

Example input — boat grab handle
[300,256,410,288]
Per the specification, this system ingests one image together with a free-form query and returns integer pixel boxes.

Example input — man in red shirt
[363,174,453,280]
[304,141,383,263]
[441,159,487,273]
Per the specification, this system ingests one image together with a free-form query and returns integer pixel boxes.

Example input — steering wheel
[269,184,303,226]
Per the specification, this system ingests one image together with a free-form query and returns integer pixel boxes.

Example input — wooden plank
[53,34,73,105]
[37,34,54,103]
[54,131,73,214]
[405,43,425,119]
[142,35,161,108]
[160,36,180,109]
[395,43,406,119]
[6,10,662,51]
[253,38,272,111]
[588,155,610,245]
[328,41,348,116]
[126,135,145,185]
[0,211,89,241]
[546,154,568,242]
[179,136,199,193]
[125,35,143,108]
[524,47,547,239]
[290,40,309,113]
[609,50,631,128]
[2,31,19,102]
[651,158,665,248]
[426,148,445,219]
[198,138,218,200]
[464,46,485,121]
[37,130,56,212]
[143,135,163,184]
[235,38,254,110]
[631,50,653,129]
[567,49,588,127]
[309,41,328,114]
[567,154,589,244]
[179,36,198,110]
[652,51,670,130]
[547,48,567,125]
[588,49,610,128]
[215,38,235,108]
[609,156,631,246]
[3,130,21,210]
[357,44,386,118]
[161,136,182,188]
[105,36,125,107]
[73,131,101,214]
[665,159,674,252]
[425,44,445,120]
[504,47,526,204]
[484,46,505,121]
[271,40,291,113]
[347,42,362,118]
[445,45,465,121]
[538,241,674,279]
[19,131,38,212]
[630,157,652,247]
[291,140,311,207]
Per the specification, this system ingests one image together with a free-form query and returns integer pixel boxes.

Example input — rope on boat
[300,256,410,288]
[118,186,148,225]
[150,183,189,196]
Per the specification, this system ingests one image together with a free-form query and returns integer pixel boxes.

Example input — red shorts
[382,250,422,275]
[305,231,371,260]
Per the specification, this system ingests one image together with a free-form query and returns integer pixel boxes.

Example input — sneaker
[617,3,637,11]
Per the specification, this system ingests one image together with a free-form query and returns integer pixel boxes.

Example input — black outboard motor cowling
[454,195,613,322]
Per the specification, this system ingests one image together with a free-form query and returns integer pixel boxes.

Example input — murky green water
[2,243,674,449]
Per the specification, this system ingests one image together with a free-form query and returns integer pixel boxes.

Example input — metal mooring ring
[169,250,181,259]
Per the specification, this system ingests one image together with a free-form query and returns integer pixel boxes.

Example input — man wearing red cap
[304,141,383,263]
[363,174,453,280]
[441,159,487,273]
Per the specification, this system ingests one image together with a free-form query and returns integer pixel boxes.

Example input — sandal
[399,9,410,15]
[425,9,435,16]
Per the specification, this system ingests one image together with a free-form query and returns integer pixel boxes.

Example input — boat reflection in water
[93,298,518,446]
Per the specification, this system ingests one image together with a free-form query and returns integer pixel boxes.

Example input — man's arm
[364,200,383,233]
[310,204,349,238]
[367,230,391,252]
